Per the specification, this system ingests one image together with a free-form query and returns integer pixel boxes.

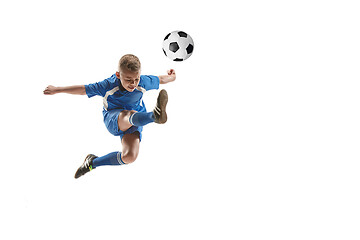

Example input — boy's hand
[43,85,86,95]
[167,69,176,77]
[159,69,176,84]
[43,85,58,95]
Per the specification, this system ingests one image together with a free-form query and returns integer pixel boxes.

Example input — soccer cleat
[74,154,97,179]
[153,89,168,124]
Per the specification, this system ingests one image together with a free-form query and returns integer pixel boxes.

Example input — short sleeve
[85,78,111,98]
[139,75,160,91]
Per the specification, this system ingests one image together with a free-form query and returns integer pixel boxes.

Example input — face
[116,69,140,92]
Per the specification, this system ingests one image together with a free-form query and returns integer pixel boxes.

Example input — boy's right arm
[43,85,86,95]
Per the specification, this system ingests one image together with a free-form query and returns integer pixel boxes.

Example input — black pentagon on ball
[174,58,183,62]
[169,42,180,53]
[177,31,187,38]
[186,44,194,54]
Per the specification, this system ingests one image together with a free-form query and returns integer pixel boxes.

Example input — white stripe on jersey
[136,86,146,93]
[103,86,119,110]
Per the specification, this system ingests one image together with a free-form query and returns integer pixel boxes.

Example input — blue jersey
[85,74,160,112]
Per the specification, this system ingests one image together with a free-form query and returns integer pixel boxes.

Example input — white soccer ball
[162,30,194,61]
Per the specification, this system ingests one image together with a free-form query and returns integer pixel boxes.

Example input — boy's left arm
[159,69,176,84]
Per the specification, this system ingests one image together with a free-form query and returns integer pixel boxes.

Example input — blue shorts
[103,109,143,141]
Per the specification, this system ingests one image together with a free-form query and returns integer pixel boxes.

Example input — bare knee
[118,110,137,132]
[122,150,138,164]
[119,110,137,119]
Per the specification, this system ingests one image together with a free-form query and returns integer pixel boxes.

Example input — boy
[43,54,176,179]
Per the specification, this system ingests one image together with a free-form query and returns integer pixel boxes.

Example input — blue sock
[92,152,125,168]
[129,112,154,127]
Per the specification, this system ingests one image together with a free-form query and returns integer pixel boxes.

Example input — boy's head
[118,54,141,72]
[116,54,141,92]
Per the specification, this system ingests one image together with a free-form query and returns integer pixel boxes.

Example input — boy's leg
[118,109,155,131]
[74,90,167,179]
[117,90,168,131]
[117,110,137,132]
[74,132,140,179]
[92,132,140,166]
[74,152,125,179]
[128,89,169,127]
[121,132,140,164]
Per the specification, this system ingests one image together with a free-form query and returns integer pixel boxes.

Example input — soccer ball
[162,31,194,61]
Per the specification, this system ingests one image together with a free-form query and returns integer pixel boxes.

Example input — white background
[0,0,359,239]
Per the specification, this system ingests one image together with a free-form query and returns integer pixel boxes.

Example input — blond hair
[118,54,141,72]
